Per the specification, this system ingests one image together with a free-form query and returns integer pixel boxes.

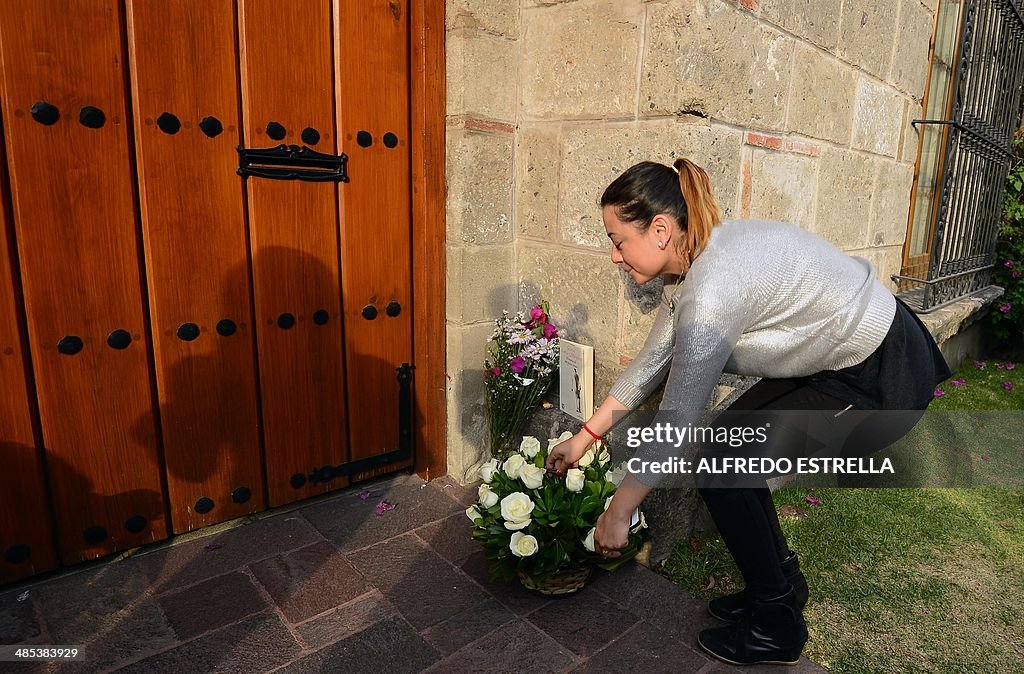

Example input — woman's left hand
[594,508,630,558]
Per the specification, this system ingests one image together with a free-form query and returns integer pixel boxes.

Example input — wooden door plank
[239,0,350,505]
[0,112,57,583]
[0,0,167,564]
[126,0,265,532]
[335,0,414,477]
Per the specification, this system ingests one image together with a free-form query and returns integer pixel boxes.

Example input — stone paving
[0,473,826,673]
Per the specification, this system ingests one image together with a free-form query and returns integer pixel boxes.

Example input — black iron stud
[107,329,132,350]
[290,473,307,489]
[356,130,373,147]
[277,313,295,329]
[313,309,329,325]
[361,305,378,320]
[232,487,252,504]
[386,301,401,317]
[124,515,147,533]
[266,121,286,140]
[31,101,60,125]
[177,323,200,341]
[4,544,30,564]
[216,319,237,336]
[58,335,84,355]
[383,132,398,148]
[194,497,214,514]
[83,526,108,545]
[157,112,181,135]
[200,116,223,138]
[79,106,106,129]
[301,127,320,145]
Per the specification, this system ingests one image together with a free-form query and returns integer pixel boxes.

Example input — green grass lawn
[662,357,1024,673]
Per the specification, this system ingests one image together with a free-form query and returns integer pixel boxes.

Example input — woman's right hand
[545,433,592,474]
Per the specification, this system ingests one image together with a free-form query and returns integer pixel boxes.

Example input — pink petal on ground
[374,501,396,516]
[204,543,223,551]
[804,495,820,506]
[981,454,990,461]
[934,388,945,397]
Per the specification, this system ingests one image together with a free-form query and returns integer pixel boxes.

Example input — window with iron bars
[896,0,1024,312]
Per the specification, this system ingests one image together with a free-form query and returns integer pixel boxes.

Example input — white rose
[546,437,560,452]
[466,505,482,523]
[565,468,585,492]
[520,464,545,489]
[597,447,611,465]
[519,436,541,459]
[607,466,626,486]
[637,511,648,529]
[583,527,596,552]
[577,448,595,467]
[503,454,527,480]
[500,492,535,526]
[478,484,498,508]
[504,518,531,531]
[480,458,500,484]
[558,431,574,443]
[510,531,539,557]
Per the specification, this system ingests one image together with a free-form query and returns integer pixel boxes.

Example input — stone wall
[445,0,938,482]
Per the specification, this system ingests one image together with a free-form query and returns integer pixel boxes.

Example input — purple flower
[374,501,396,516]
[972,360,987,369]
[804,495,821,506]
[1005,259,1015,269]
[359,490,382,500]
[1013,270,1021,279]
[487,366,502,378]
[204,543,224,551]
[981,454,990,462]
[951,378,967,387]
[543,322,558,340]
[934,388,945,397]
[999,303,1012,313]
[509,356,526,373]
[1007,363,1016,370]
[997,363,1005,369]
[530,306,547,324]
[1002,381,1014,391]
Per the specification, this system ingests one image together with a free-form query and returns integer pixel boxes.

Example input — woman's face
[603,205,670,285]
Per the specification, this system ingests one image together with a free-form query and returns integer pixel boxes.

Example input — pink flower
[543,323,558,340]
[1002,381,1014,391]
[804,495,820,506]
[1013,270,1021,279]
[510,356,526,373]
[981,454,990,462]
[530,306,547,324]
[1005,259,1015,269]
[997,363,1005,369]
[374,501,396,516]
[934,388,945,397]
[487,366,502,378]
[972,360,987,369]
[951,378,966,387]
[999,303,1012,313]
[1007,363,1016,370]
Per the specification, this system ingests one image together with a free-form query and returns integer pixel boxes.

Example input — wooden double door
[0,0,416,583]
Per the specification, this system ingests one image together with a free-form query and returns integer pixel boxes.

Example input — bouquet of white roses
[483,301,560,459]
[467,433,646,583]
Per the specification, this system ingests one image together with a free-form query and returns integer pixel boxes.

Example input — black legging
[696,378,922,600]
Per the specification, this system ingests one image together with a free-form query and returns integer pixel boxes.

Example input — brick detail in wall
[446,115,515,134]
[745,132,822,157]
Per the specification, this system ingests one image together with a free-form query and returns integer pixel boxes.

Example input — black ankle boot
[707,550,809,623]
[698,584,808,666]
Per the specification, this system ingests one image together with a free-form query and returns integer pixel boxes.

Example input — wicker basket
[518,566,590,596]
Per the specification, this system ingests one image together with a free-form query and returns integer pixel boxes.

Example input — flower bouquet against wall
[467,434,647,595]
[483,301,560,459]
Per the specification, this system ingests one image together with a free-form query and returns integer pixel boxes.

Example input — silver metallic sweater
[607,219,897,413]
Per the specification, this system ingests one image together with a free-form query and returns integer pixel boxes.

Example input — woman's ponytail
[672,157,721,263]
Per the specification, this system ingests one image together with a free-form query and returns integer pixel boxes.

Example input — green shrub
[989,130,1024,350]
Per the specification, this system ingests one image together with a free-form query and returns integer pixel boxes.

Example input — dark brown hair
[600,158,722,262]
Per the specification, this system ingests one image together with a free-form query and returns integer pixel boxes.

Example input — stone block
[522,0,642,119]
[296,593,395,650]
[760,0,842,49]
[276,615,439,674]
[249,541,372,624]
[414,512,480,566]
[515,125,561,240]
[560,121,744,248]
[574,620,711,673]
[748,148,818,227]
[891,0,934,99]
[621,289,661,357]
[157,571,267,640]
[447,129,514,245]
[526,588,640,656]
[421,597,516,656]
[901,100,924,164]
[787,43,856,144]
[814,148,875,250]
[848,245,904,292]
[853,78,904,157]
[0,587,40,645]
[429,619,574,673]
[838,0,899,79]
[518,245,621,359]
[459,551,552,616]
[446,246,462,323]
[446,322,495,481]
[642,0,793,130]
[451,245,516,324]
[447,0,520,37]
[870,160,914,247]
[446,30,517,122]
